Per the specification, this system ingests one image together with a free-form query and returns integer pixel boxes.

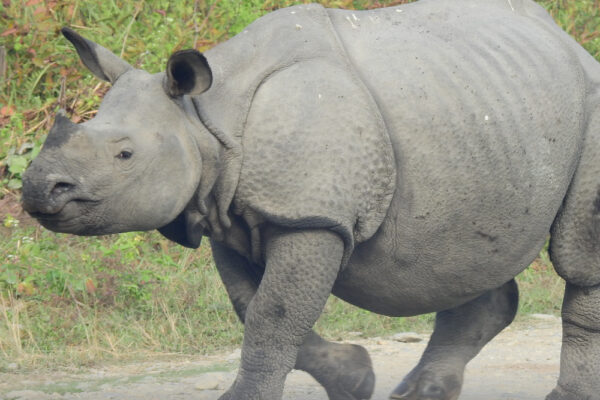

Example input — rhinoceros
[21,0,600,399]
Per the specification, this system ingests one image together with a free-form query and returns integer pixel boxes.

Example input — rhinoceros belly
[328,0,585,316]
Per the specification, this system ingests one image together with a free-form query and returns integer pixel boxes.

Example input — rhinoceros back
[327,0,589,293]
[197,0,588,269]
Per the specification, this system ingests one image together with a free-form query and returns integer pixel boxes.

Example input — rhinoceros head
[22,28,213,236]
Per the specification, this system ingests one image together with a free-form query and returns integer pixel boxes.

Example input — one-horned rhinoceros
[21,0,600,399]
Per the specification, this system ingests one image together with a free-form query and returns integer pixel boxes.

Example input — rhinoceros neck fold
[191,3,346,234]
[177,95,219,213]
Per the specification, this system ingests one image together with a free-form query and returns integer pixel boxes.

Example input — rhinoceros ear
[164,50,212,97]
[61,27,132,84]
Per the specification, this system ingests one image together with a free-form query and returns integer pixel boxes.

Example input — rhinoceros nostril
[50,181,75,197]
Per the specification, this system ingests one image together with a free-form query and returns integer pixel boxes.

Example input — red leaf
[66,4,75,19]
[85,278,96,295]
[33,5,47,16]
[1,28,17,37]
[17,282,35,296]
[1,106,15,117]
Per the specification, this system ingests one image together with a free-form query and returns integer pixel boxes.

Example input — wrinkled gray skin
[21,0,600,399]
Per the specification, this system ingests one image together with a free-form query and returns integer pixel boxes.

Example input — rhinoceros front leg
[211,239,375,400]
[391,279,518,400]
[212,228,368,400]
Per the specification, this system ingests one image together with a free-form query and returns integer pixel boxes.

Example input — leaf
[85,278,96,295]
[17,281,35,295]
[0,28,17,37]
[33,6,47,16]
[31,144,41,159]
[1,268,18,285]
[7,155,28,175]
[0,106,15,116]
[7,179,22,189]
[73,279,85,292]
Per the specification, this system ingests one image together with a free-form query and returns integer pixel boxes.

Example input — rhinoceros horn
[43,109,79,149]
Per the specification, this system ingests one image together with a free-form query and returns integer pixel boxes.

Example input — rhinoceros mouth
[27,198,100,228]
[28,210,75,222]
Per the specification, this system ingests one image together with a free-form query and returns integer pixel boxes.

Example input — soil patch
[1,318,562,400]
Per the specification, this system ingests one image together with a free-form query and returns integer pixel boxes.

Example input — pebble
[530,314,560,321]
[392,332,423,343]
[194,372,229,391]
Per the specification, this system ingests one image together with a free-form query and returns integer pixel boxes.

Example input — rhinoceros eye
[116,150,133,160]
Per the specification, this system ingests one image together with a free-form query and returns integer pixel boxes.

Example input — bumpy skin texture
[545,284,600,400]
[20,0,600,399]
[212,240,375,400]
[391,280,519,400]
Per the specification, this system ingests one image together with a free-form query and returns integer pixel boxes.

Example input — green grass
[0,214,564,370]
[0,0,592,371]
[0,221,244,369]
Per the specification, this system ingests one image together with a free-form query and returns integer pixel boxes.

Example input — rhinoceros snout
[22,169,79,216]
[49,181,76,197]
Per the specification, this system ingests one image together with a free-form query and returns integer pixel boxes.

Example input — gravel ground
[1,316,562,400]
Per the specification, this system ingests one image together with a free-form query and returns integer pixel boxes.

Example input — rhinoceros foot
[390,369,461,400]
[546,385,597,400]
[315,343,375,400]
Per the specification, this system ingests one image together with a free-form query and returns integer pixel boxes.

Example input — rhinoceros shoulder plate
[194,4,396,262]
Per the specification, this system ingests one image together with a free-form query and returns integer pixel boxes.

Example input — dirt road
[1,316,562,400]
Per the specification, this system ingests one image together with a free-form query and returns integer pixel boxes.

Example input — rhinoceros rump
[22,0,600,399]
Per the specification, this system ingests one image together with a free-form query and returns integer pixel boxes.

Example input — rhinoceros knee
[550,189,600,287]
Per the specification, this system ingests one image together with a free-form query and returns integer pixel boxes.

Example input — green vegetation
[0,216,562,370]
[0,222,243,368]
[0,0,596,370]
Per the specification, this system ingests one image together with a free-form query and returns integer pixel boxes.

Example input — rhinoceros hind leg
[544,283,600,400]
[547,120,600,400]
[390,279,518,400]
